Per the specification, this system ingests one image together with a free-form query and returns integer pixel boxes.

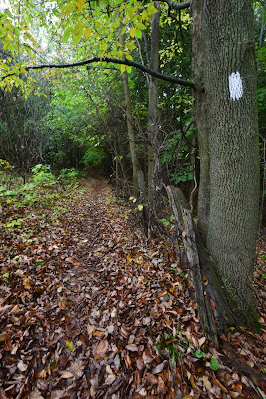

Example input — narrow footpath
[0,179,265,399]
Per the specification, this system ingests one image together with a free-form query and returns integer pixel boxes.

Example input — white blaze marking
[229,72,243,101]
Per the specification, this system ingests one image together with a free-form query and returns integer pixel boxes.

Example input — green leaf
[138,204,143,211]
[61,3,76,17]
[72,29,83,44]
[135,29,142,39]
[210,357,219,371]
[135,22,146,30]
[194,349,206,358]
[63,26,72,43]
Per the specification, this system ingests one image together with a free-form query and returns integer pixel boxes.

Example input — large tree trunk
[147,1,160,202]
[193,0,260,329]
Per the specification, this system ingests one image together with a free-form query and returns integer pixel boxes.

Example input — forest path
[0,178,265,399]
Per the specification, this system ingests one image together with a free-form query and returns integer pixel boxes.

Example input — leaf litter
[0,178,265,398]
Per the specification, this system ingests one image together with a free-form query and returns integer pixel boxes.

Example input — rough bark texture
[147,1,160,201]
[119,32,139,197]
[121,69,139,197]
[191,0,210,242]
[195,0,260,328]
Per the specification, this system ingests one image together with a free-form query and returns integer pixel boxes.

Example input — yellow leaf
[61,3,76,17]
[129,27,135,38]
[84,27,91,40]
[23,278,30,286]
[127,41,136,51]
[121,64,126,73]
[142,10,147,21]
[126,54,133,61]
[66,340,75,351]
[117,50,123,58]
[138,204,143,211]
[76,0,84,10]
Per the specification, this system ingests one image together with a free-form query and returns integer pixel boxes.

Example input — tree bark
[191,0,210,243]
[119,31,139,198]
[147,1,160,202]
[194,0,260,329]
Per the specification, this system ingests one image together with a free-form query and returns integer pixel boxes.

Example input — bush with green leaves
[0,164,56,207]
[81,147,108,168]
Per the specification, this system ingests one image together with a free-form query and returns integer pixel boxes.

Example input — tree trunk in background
[191,0,210,243]
[147,1,160,201]
[119,31,139,197]
[193,0,260,329]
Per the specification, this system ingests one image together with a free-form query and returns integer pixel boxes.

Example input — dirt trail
[0,179,265,399]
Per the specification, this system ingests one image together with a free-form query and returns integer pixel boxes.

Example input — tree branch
[21,56,195,89]
[159,0,190,10]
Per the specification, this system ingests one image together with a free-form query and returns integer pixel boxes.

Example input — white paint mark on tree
[229,72,243,101]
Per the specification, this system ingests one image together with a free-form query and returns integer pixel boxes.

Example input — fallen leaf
[28,391,45,399]
[94,340,109,360]
[146,372,157,385]
[126,344,138,352]
[92,330,105,337]
[17,360,28,372]
[87,324,96,335]
[66,340,75,352]
[157,376,166,394]
[124,354,131,368]
[61,371,74,379]
[152,361,167,374]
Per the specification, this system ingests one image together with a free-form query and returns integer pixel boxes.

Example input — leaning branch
[159,0,190,10]
[17,56,194,89]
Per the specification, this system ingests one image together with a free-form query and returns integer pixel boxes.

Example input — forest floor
[0,178,265,399]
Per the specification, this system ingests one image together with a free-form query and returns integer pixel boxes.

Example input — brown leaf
[126,344,138,352]
[157,376,166,395]
[38,369,47,379]
[124,354,131,368]
[11,304,20,313]
[28,391,45,399]
[146,372,157,385]
[94,340,109,360]
[17,360,28,372]
[0,388,9,399]
[61,371,74,379]
[152,361,167,374]
[92,330,105,337]
[59,299,69,310]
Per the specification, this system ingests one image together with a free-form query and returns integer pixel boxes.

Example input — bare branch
[22,56,195,88]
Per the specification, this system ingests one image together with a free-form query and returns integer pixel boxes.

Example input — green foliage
[0,164,56,208]
[161,125,195,185]
[32,164,55,185]
[210,357,219,371]
[2,272,10,283]
[81,147,108,168]
[59,168,79,179]
[194,349,206,359]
